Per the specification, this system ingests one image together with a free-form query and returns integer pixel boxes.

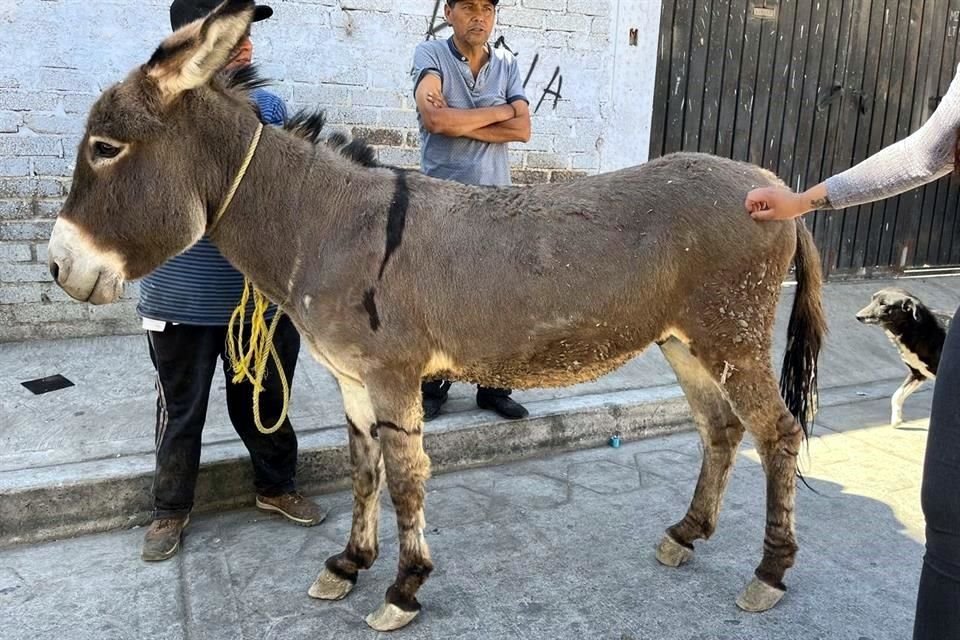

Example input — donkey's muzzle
[47,217,125,305]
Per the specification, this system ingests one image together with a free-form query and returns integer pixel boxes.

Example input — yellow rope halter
[210,122,263,233]
[211,122,290,435]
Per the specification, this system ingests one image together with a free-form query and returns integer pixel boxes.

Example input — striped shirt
[137,88,287,326]
[412,37,527,187]
[825,63,960,209]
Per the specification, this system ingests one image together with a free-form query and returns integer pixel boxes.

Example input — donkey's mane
[223,64,272,94]
[283,109,327,144]
[223,64,381,167]
[220,65,380,169]
[284,110,379,168]
[321,129,379,168]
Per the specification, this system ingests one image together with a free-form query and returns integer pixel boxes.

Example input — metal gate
[649,0,960,278]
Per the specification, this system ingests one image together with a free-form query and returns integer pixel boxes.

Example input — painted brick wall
[0,0,660,341]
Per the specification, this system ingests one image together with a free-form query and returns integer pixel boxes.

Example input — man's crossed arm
[415,73,531,143]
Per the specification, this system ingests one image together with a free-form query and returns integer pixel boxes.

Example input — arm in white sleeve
[824,64,960,209]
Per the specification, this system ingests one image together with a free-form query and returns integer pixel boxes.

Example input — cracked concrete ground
[0,390,931,640]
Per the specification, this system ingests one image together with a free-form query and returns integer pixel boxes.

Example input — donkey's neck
[206,122,389,309]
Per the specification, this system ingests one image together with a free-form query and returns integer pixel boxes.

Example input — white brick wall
[0,0,660,342]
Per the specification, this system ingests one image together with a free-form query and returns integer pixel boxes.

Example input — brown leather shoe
[256,492,326,527]
[141,515,189,562]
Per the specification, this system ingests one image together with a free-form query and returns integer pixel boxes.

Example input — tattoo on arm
[809,196,831,210]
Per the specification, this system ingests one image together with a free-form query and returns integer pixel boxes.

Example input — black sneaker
[476,394,529,420]
[423,394,446,421]
[141,515,189,562]
[422,381,451,422]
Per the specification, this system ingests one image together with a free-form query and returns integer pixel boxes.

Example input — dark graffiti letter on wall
[426,0,450,40]
[493,35,517,56]
[535,66,563,113]
[515,50,564,114]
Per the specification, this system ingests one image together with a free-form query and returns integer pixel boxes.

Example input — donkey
[47,0,826,631]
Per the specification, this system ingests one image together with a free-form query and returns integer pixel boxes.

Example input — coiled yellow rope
[226,281,289,435]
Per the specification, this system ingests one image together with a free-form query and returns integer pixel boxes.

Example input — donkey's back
[399,152,801,389]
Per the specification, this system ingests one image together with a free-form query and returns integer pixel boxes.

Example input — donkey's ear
[144,0,255,102]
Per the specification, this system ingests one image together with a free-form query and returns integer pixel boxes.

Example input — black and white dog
[856,287,953,425]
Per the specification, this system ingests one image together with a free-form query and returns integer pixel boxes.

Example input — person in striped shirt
[139,0,325,563]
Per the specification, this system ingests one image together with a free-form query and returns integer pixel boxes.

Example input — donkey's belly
[444,329,655,390]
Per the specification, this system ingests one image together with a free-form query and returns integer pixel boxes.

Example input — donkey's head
[48,0,261,303]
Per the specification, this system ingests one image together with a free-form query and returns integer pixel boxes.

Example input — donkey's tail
[779,220,827,438]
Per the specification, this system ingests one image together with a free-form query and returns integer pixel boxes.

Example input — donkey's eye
[94,141,121,159]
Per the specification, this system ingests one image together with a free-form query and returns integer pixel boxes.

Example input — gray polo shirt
[412,37,528,187]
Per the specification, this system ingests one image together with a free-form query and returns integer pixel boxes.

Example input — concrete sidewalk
[1,275,957,546]
[0,392,933,640]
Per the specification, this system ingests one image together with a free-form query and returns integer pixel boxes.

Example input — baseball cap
[169,0,273,31]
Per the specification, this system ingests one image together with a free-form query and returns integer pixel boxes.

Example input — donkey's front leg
[309,379,384,601]
[365,372,433,632]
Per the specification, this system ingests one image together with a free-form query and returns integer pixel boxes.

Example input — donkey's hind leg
[656,337,745,567]
[697,351,802,613]
[310,378,384,601]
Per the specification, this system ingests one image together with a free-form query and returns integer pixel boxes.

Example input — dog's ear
[902,298,919,321]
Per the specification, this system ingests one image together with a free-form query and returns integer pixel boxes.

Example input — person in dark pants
[139,0,324,563]
[745,62,960,638]
[912,316,960,639]
[411,0,531,422]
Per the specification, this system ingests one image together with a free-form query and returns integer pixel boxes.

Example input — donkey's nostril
[49,261,60,282]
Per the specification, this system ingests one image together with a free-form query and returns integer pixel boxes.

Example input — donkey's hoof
[655,534,694,567]
[308,568,354,601]
[735,577,785,612]
[365,602,419,632]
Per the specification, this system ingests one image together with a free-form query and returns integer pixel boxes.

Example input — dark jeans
[913,304,960,639]
[147,315,301,519]
[421,380,513,402]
